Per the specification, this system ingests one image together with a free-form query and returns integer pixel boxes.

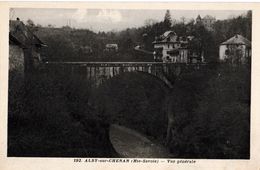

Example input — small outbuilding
[219,34,251,64]
[9,18,47,76]
[104,44,118,52]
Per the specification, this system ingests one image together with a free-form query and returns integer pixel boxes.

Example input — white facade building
[153,31,189,63]
[219,34,251,64]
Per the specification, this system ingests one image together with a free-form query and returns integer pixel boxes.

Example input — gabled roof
[221,34,251,46]
[9,20,47,48]
[153,31,177,44]
[162,31,176,39]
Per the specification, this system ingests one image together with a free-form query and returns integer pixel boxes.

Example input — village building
[153,31,203,63]
[196,15,216,31]
[104,44,119,52]
[219,34,251,64]
[153,31,188,63]
[9,18,47,76]
[79,45,93,55]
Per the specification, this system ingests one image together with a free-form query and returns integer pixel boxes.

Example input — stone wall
[9,44,24,77]
[9,44,25,117]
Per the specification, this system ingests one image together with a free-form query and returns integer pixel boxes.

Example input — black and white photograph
[8,7,251,159]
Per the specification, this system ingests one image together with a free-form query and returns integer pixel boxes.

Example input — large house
[9,18,46,76]
[153,31,188,63]
[153,31,203,63]
[219,34,251,64]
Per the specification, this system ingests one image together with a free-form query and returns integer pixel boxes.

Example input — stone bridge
[42,61,207,146]
[43,62,206,88]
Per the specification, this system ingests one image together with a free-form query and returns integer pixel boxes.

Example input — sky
[10,8,248,32]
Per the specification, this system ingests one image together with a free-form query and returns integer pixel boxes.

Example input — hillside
[31,11,251,63]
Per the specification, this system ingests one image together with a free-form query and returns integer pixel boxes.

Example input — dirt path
[109,124,171,158]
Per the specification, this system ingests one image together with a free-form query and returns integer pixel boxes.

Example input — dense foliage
[166,64,250,158]
[8,71,117,157]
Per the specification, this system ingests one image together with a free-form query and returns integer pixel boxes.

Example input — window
[225,49,229,55]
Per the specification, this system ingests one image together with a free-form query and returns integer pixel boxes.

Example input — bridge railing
[44,61,207,66]
[39,61,209,88]
[41,62,208,75]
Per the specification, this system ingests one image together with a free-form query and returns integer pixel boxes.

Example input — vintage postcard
[0,2,260,170]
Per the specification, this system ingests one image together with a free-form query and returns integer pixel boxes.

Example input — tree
[144,19,158,27]
[26,19,38,32]
[36,24,42,28]
[193,66,250,158]
[164,10,172,30]
[26,19,35,27]
[48,24,54,28]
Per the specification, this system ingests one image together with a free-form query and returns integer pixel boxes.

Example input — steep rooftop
[9,19,46,47]
[221,34,251,47]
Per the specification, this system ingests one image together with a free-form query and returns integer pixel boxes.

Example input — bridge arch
[43,61,206,146]
[95,70,173,91]
[90,71,171,141]
[96,71,171,94]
